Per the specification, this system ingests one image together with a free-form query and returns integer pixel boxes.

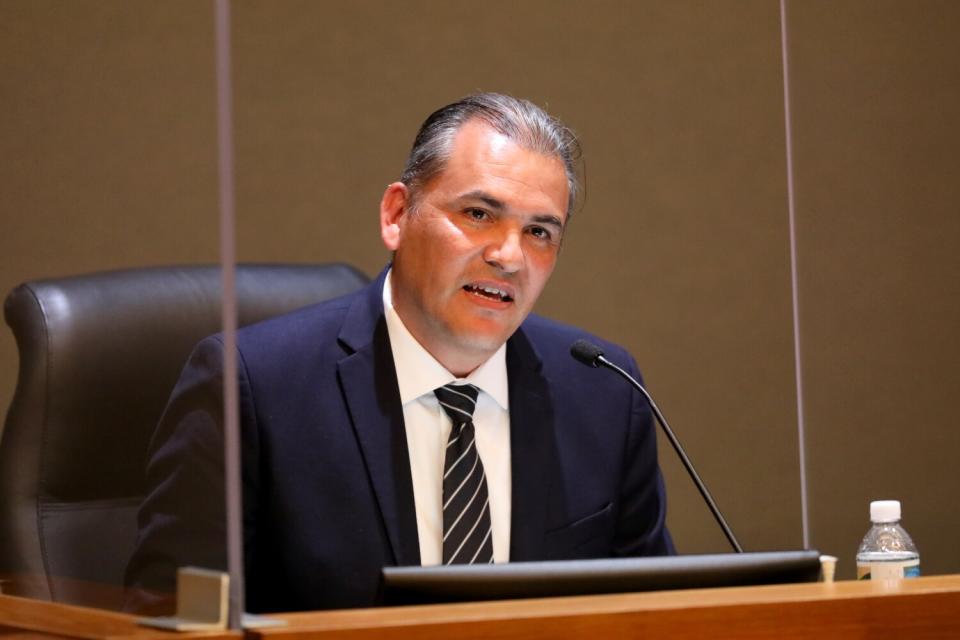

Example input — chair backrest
[0,263,369,608]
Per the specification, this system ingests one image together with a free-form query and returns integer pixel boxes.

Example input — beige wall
[2,0,958,580]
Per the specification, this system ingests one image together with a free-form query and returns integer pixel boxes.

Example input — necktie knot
[434,383,479,424]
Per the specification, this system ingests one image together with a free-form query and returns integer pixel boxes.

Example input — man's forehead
[446,119,514,161]
[442,122,568,198]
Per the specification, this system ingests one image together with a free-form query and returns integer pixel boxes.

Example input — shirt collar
[383,269,509,410]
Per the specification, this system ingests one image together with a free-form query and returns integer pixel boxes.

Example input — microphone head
[570,339,605,368]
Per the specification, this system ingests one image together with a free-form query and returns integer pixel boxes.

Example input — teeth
[466,284,511,301]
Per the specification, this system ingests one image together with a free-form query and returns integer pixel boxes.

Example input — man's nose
[484,229,524,274]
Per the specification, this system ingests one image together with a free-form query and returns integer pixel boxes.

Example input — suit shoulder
[520,313,635,367]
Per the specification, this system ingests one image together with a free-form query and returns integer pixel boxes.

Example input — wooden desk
[2,576,959,639]
[254,575,960,639]
[0,593,238,640]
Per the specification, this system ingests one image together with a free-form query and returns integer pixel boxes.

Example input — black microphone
[570,339,744,554]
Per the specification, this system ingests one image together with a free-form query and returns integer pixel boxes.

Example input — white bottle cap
[870,500,901,523]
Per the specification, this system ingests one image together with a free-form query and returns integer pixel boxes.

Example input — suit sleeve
[123,335,261,613]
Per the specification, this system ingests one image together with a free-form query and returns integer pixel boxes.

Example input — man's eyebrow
[457,190,505,210]
[531,214,565,231]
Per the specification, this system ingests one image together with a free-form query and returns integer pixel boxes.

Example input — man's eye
[529,226,552,241]
[466,208,488,221]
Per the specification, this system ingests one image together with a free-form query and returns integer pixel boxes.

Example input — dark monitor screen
[380,550,822,606]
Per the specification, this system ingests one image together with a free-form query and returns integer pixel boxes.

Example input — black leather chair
[0,263,369,609]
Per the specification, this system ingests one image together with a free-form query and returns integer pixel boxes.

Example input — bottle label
[857,559,920,580]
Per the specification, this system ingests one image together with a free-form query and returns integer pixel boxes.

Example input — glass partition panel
[0,0,226,615]
[221,0,960,603]
[785,0,960,579]
[228,0,804,613]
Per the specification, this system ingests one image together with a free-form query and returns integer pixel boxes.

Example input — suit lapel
[336,270,421,567]
[334,272,559,565]
[506,326,557,562]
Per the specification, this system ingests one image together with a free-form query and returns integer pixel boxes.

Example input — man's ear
[380,182,410,251]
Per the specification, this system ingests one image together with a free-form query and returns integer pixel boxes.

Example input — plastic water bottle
[856,500,920,580]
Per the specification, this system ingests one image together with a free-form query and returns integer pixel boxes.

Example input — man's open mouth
[463,284,514,303]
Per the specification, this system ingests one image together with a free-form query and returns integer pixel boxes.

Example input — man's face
[381,119,569,375]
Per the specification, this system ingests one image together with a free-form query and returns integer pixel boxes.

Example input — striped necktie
[434,383,494,564]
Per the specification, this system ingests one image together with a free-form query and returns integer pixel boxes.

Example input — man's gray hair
[400,93,582,217]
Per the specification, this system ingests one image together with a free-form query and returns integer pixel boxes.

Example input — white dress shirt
[383,271,512,565]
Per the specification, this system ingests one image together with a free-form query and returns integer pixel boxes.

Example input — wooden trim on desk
[0,593,239,640]
[251,575,960,640]
[2,576,959,639]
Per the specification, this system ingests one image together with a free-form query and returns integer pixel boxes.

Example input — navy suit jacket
[126,269,673,613]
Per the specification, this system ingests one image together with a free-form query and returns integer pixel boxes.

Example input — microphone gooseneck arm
[572,340,743,554]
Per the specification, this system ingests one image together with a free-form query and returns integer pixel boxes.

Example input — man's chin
[450,324,516,357]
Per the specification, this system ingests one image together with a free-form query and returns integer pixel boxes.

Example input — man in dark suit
[126,93,673,613]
